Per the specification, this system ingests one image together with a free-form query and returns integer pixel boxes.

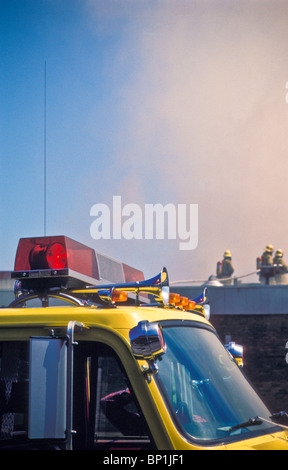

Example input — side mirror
[225,341,243,368]
[29,337,67,440]
[129,321,166,380]
[29,321,85,449]
[129,320,166,360]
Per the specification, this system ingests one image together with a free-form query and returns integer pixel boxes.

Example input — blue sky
[1,0,141,268]
[2,0,288,282]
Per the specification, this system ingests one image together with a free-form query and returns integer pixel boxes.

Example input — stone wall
[210,313,288,413]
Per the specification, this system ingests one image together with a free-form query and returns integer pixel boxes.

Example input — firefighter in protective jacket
[273,249,288,285]
[216,250,234,285]
[258,245,275,285]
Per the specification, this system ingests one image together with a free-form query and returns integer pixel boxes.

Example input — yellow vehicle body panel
[0,304,208,329]
[0,304,287,450]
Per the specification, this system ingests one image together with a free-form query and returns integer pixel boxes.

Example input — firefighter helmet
[275,249,283,257]
[264,245,274,253]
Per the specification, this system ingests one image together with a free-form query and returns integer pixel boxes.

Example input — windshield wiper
[225,412,288,435]
[257,412,288,431]
[270,411,288,420]
[226,417,263,433]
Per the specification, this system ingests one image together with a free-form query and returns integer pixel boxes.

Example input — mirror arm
[141,360,159,383]
[66,321,85,450]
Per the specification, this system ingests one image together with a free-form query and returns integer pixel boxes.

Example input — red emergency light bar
[14,235,98,277]
[12,236,144,291]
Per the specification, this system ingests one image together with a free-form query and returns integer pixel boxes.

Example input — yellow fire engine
[0,235,287,450]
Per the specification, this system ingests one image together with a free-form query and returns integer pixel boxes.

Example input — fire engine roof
[0,304,210,332]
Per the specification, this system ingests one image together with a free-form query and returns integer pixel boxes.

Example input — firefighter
[273,249,288,285]
[258,245,275,285]
[216,250,234,285]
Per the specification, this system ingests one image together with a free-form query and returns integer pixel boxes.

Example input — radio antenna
[44,61,47,236]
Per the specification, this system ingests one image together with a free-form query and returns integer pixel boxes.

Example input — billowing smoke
[86,0,288,282]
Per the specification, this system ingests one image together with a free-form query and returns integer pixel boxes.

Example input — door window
[0,340,154,449]
[73,342,155,449]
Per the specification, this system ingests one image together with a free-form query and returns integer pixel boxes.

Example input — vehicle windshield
[156,322,273,443]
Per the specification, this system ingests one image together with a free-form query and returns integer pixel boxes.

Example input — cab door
[73,342,156,450]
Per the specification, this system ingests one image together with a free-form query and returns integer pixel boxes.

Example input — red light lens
[14,236,98,277]
[29,245,48,269]
[46,243,67,269]
[29,242,67,270]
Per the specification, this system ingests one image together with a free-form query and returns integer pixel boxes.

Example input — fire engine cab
[0,235,288,450]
